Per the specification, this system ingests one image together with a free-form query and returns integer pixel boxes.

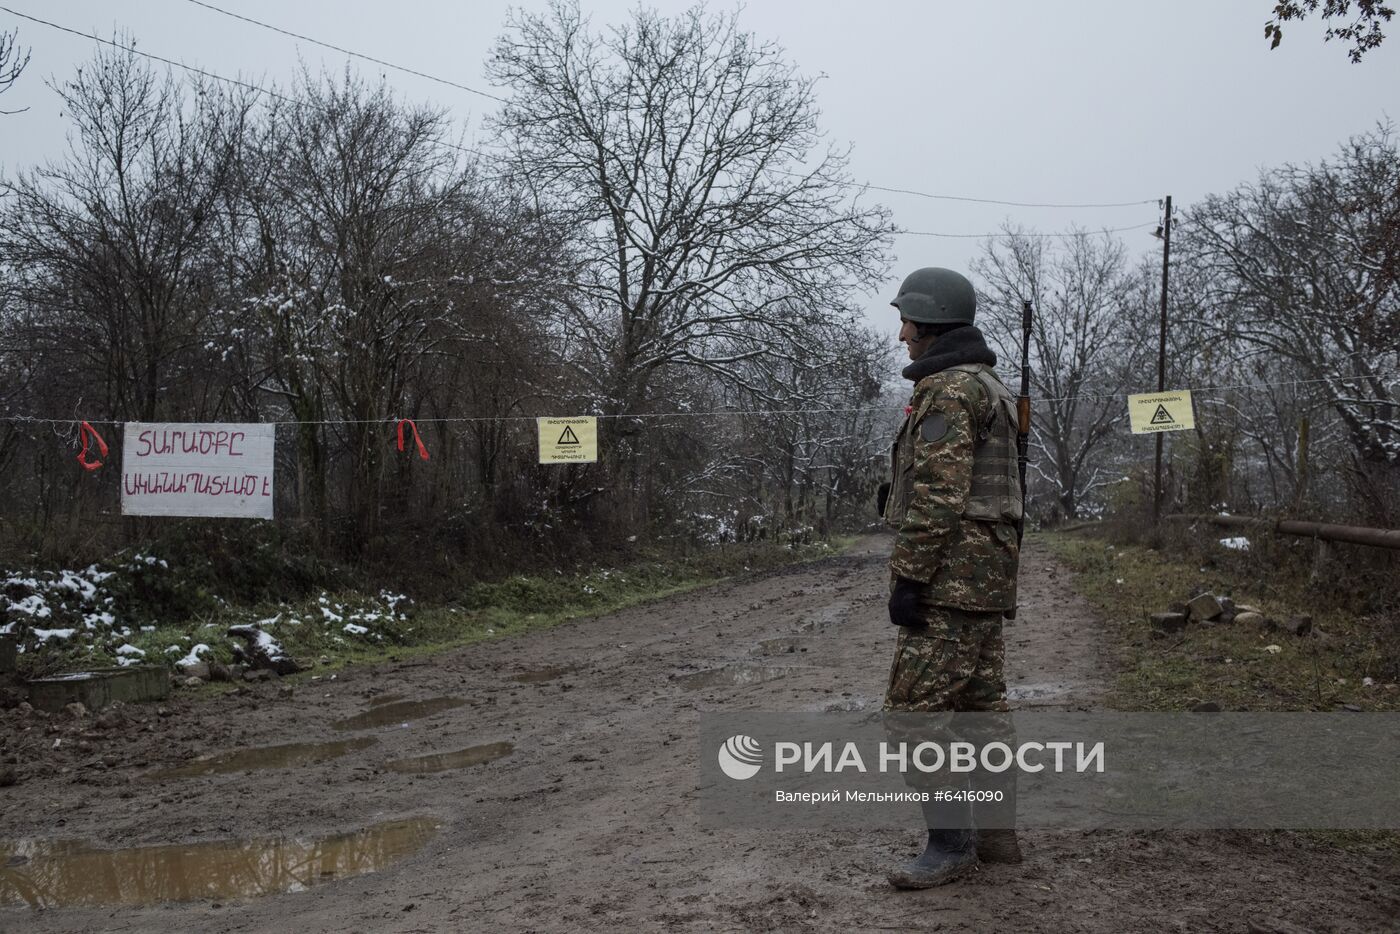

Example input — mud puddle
[511,666,577,684]
[673,665,794,690]
[145,737,377,780]
[332,697,468,731]
[385,741,514,774]
[367,693,405,706]
[751,637,809,656]
[0,818,438,909]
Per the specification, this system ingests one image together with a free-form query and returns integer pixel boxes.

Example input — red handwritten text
[123,472,270,497]
[135,429,246,458]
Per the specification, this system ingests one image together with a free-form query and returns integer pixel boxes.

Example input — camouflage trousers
[882,607,1017,828]
[882,606,1008,713]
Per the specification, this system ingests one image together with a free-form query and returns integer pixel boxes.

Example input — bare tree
[0,28,30,113]
[0,283,33,483]
[974,228,1150,521]
[619,317,894,542]
[723,319,894,533]
[487,1,894,428]
[0,44,250,423]
[0,26,894,565]
[227,71,528,544]
[1180,124,1400,522]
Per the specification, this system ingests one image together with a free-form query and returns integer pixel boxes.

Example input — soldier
[879,267,1023,889]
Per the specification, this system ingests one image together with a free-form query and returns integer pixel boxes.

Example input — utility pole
[1153,195,1172,524]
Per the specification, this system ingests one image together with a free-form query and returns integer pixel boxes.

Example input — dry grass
[1038,529,1399,712]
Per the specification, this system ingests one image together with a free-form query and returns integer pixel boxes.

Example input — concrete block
[27,665,170,713]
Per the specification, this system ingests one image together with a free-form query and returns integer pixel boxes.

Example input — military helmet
[889,267,976,324]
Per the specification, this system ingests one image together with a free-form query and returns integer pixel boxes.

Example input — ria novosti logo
[714,736,1106,780]
[717,734,764,780]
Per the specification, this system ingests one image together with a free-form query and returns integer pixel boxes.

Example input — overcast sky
[1,1,1396,338]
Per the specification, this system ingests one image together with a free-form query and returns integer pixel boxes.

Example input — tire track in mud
[4,536,1397,932]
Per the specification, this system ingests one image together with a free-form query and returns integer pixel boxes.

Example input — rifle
[1006,299,1032,621]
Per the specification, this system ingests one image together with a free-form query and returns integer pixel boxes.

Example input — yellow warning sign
[537,416,598,463]
[1127,390,1195,434]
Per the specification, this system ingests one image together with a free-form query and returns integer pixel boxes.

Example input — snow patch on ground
[7,560,413,668]
[177,644,211,669]
[7,594,52,617]
[82,611,115,629]
[32,628,76,643]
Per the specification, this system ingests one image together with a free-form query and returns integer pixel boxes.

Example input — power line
[0,5,494,163]
[179,1,1151,212]
[0,4,295,104]
[182,0,506,104]
[853,181,1155,210]
[899,222,1156,240]
[6,4,1161,219]
[0,407,896,428]
[5,371,1395,427]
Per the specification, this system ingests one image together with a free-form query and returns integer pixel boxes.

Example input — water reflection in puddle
[385,742,514,774]
[146,738,377,780]
[0,818,438,909]
[367,693,405,707]
[511,666,576,684]
[332,697,468,731]
[673,666,793,690]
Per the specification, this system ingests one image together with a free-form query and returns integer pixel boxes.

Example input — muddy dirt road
[3,537,1397,932]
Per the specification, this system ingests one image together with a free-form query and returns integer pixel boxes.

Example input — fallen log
[1164,514,1400,552]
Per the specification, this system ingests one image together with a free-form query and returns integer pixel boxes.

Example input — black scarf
[901,325,997,382]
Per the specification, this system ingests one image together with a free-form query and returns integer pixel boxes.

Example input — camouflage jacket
[884,367,1020,612]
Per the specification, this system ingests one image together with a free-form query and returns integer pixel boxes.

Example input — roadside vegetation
[1039,525,1398,712]
[3,529,851,681]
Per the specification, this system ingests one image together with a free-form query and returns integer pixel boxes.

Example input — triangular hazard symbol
[1150,404,1175,425]
[557,425,581,445]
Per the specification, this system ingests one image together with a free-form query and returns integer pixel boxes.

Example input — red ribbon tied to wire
[76,421,109,471]
[395,419,429,461]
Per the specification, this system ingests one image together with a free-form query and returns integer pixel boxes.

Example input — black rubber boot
[887,829,978,889]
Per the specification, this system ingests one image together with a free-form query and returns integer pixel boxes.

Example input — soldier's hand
[888,577,924,628]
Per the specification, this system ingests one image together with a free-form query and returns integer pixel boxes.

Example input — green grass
[19,536,855,682]
[263,537,850,695]
[1039,529,1400,855]
[1036,530,1399,712]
